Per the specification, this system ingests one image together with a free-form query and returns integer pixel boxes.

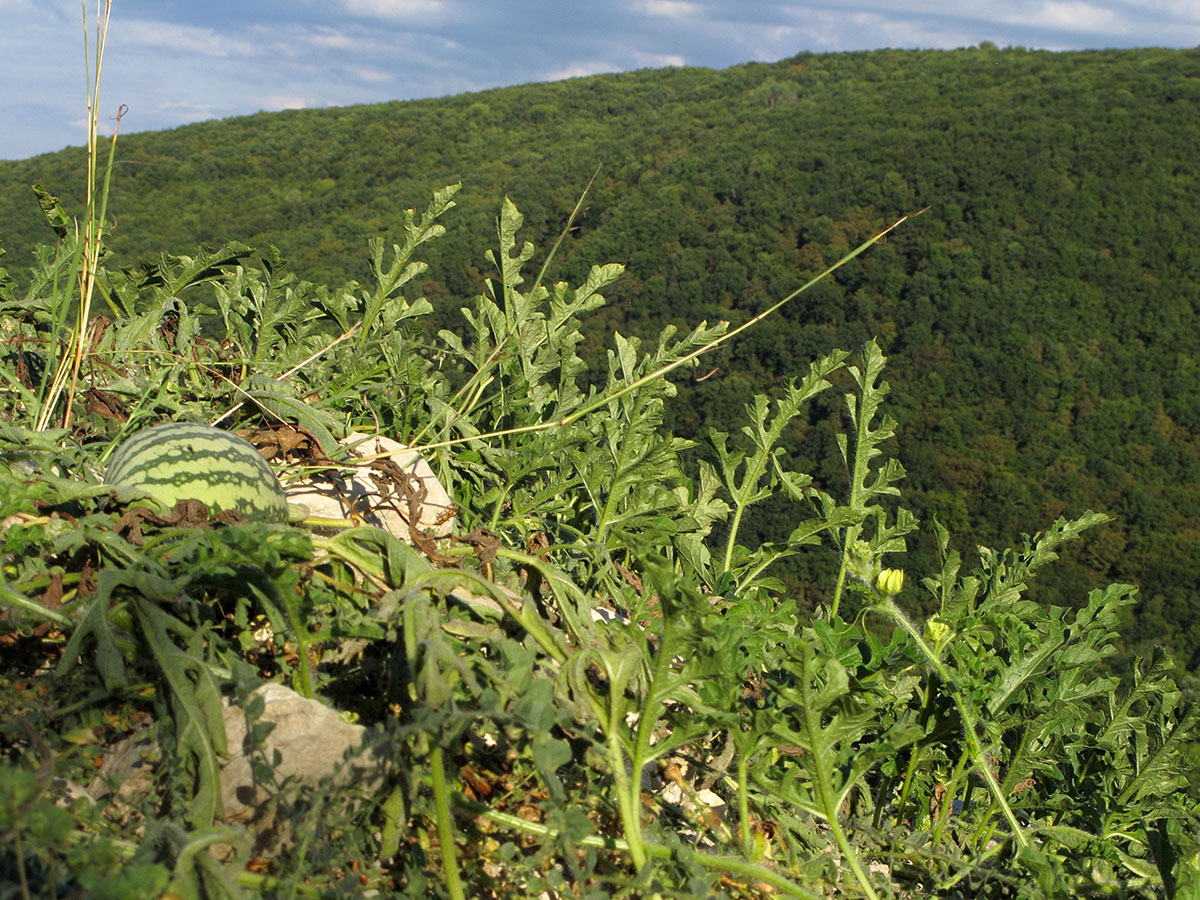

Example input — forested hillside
[2,44,1199,669]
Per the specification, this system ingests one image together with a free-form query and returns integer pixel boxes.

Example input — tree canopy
[3,44,1199,669]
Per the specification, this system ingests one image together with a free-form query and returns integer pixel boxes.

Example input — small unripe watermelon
[105,422,288,523]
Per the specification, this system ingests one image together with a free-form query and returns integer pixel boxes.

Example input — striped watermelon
[105,423,288,523]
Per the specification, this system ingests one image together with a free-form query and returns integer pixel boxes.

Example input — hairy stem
[874,596,1030,850]
[798,681,879,900]
[608,727,648,871]
[893,677,937,828]
[737,750,754,857]
[430,744,465,900]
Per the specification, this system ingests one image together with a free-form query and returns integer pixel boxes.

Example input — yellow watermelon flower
[876,568,905,595]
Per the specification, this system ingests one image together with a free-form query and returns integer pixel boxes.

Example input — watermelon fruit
[104,422,289,523]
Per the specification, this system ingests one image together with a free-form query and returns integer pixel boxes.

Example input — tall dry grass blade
[36,0,118,432]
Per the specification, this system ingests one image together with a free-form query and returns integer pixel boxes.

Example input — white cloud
[543,53,684,83]
[1150,0,1200,17]
[259,94,314,110]
[542,61,622,80]
[637,0,700,16]
[845,12,979,48]
[1018,1,1126,30]
[118,20,257,57]
[340,0,449,21]
[152,101,221,123]
[301,28,361,50]
[1,0,71,16]
[349,66,393,83]
[638,52,687,67]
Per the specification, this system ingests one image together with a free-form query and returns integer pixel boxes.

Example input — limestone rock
[219,682,388,854]
[287,431,455,540]
[91,682,388,858]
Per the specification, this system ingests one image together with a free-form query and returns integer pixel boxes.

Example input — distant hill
[3,45,1200,669]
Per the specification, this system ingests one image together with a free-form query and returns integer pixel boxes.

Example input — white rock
[287,431,455,540]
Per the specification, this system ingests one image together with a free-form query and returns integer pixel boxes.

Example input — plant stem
[800,693,880,900]
[11,815,30,900]
[0,584,73,626]
[429,743,465,900]
[831,396,874,619]
[931,746,969,847]
[236,870,331,899]
[893,680,936,827]
[622,605,681,872]
[722,502,748,574]
[491,547,590,649]
[737,750,754,857]
[414,566,569,665]
[830,541,855,620]
[468,804,824,900]
[875,596,1030,849]
[608,725,648,871]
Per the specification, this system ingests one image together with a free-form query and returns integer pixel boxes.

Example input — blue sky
[3,0,1198,161]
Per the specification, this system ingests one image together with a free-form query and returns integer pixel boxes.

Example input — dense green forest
[2,44,1199,671]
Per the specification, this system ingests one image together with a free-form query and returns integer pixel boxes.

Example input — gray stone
[218,682,388,855]
[90,682,389,858]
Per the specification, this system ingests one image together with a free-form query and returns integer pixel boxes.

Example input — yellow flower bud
[876,568,905,595]
[925,617,952,646]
